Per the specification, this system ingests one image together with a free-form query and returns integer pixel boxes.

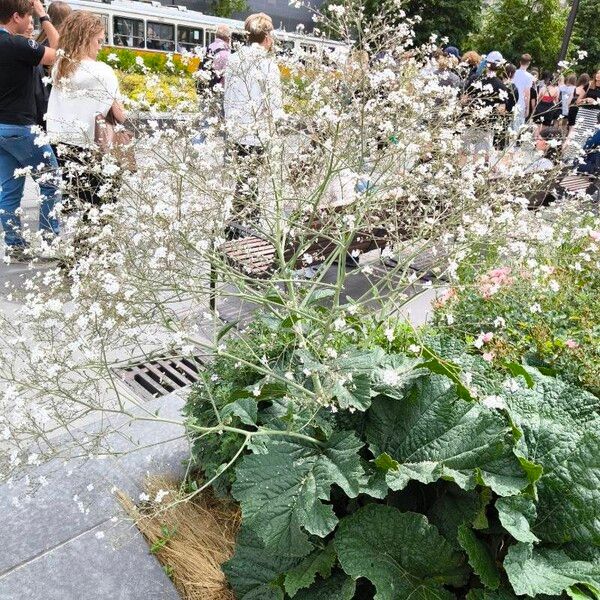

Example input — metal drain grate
[113,354,206,401]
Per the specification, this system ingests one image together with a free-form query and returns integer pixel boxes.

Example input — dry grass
[119,476,241,600]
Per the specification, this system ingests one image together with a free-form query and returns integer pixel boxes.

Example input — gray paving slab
[0,517,180,600]
[0,455,140,575]
[0,393,188,599]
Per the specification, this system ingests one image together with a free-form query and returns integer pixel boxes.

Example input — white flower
[493,316,506,329]
[548,280,560,293]
[384,327,395,342]
[529,303,541,314]
[155,489,170,503]
[333,317,346,331]
[381,368,401,386]
[482,395,506,410]
[95,531,105,540]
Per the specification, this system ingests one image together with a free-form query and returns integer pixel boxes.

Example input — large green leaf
[457,524,501,590]
[505,372,600,544]
[223,526,299,598]
[231,431,366,557]
[504,542,600,598]
[428,485,490,549]
[365,374,529,496]
[284,544,336,597]
[335,504,468,599]
[323,349,422,411]
[293,570,356,600]
[495,495,539,544]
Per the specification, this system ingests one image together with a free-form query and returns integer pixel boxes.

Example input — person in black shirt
[0,0,61,256]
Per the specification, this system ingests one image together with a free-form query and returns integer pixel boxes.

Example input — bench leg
[209,259,217,313]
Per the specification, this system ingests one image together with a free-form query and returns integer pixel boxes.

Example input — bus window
[279,40,295,55]
[177,26,204,51]
[205,30,215,46]
[113,16,144,48]
[300,43,317,54]
[147,21,175,51]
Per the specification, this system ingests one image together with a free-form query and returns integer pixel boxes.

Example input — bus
[54,0,346,61]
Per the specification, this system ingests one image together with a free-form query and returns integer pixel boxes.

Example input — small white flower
[381,368,401,386]
[155,489,170,503]
[95,531,105,540]
[548,280,560,293]
[482,395,506,410]
[493,316,506,329]
[529,303,541,314]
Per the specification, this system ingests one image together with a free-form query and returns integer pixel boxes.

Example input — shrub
[117,72,198,112]
[184,310,600,599]
[98,47,193,75]
[434,225,600,397]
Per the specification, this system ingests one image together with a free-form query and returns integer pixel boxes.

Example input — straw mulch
[119,476,241,600]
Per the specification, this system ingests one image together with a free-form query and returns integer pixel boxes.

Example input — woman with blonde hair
[47,11,125,214]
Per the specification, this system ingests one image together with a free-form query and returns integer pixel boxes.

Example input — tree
[321,0,482,48]
[212,0,247,18]
[473,0,566,70]
[572,0,600,73]
[404,0,482,49]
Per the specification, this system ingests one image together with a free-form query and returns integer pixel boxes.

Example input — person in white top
[46,11,125,211]
[223,12,284,229]
[512,53,534,129]
[224,13,283,148]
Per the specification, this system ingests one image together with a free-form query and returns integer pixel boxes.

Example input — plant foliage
[184,316,600,599]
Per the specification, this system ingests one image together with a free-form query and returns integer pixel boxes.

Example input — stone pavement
[0,179,440,599]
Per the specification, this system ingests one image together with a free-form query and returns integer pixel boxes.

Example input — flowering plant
[435,216,600,396]
[0,0,599,596]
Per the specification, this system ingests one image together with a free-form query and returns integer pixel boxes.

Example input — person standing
[0,0,61,258]
[558,73,577,130]
[203,24,231,90]
[34,1,72,129]
[512,53,534,129]
[464,51,510,160]
[46,11,125,213]
[224,12,283,229]
[532,72,560,132]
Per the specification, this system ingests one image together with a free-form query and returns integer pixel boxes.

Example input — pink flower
[478,267,513,298]
[590,231,600,242]
[435,288,456,307]
[565,339,579,349]
[482,352,494,362]
[482,332,494,343]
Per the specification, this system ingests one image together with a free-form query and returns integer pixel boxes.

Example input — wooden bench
[219,210,389,278]
[209,207,389,309]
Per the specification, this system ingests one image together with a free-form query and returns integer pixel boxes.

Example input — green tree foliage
[572,0,600,74]
[211,0,247,18]
[321,0,482,48]
[473,0,566,70]
[403,0,483,49]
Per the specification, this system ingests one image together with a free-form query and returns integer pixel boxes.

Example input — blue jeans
[0,123,60,247]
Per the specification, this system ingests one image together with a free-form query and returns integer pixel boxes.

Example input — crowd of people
[0,0,598,261]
